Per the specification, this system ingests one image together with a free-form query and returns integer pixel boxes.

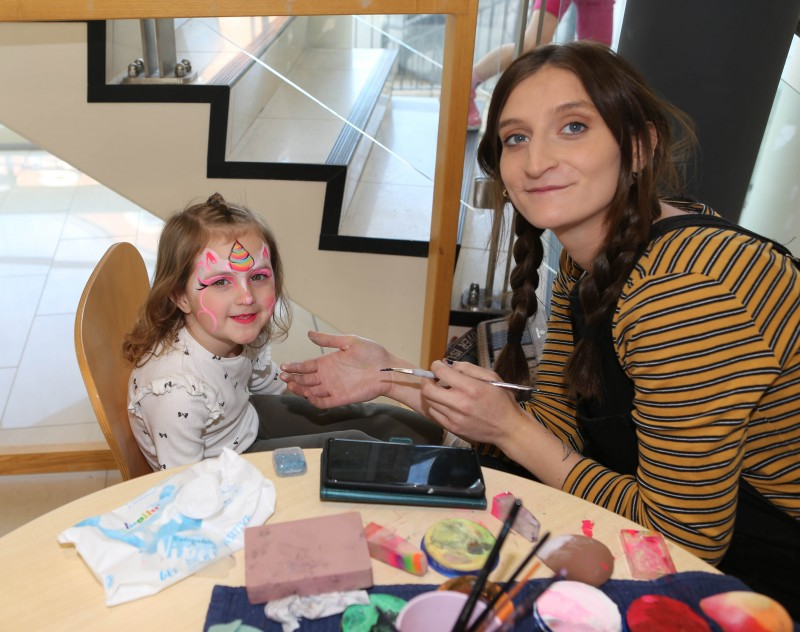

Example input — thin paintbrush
[496,570,566,631]
[465,532,551,632]
[380,368,537,395]
[450,499,523,632]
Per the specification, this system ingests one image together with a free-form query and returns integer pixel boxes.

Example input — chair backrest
[75,242,152,480]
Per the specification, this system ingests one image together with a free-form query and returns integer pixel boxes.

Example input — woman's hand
[279,331,394,408]
[421,360,526,447]
[423,359,581,488]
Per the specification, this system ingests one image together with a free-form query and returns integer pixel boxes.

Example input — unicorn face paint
[175,231,276,357]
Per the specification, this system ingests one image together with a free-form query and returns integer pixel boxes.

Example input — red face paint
[627,595,710,632]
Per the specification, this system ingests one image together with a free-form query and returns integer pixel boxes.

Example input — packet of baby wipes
[58,448,276,606]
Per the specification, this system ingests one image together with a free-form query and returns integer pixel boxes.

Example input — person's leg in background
[468,0,566,130]
[246,393,445,451]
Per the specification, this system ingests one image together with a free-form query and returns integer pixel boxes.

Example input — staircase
[0,19,434,366]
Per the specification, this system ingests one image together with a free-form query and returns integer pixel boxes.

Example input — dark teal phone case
[319,438,487,509]
[319,483,487,509]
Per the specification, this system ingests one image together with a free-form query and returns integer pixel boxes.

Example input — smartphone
[321,438,486,499]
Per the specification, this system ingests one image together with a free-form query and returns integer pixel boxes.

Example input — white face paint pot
[395,590,503,632]
[533,580,622,632]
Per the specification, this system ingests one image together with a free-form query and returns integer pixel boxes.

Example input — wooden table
[0,449,716,630]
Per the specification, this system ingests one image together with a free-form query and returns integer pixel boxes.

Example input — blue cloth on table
[203,571,799,631]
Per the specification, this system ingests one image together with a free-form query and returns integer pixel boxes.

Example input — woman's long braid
[564,169,660,401]
[493,215,544,387]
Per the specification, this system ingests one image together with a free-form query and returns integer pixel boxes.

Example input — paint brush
[450,499,523,632]
[465,532,551,632]
[496,570,567,631]
[380,368,537,395]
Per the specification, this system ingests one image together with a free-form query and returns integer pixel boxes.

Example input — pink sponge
[364,522,428,576]
[245,511,373,603]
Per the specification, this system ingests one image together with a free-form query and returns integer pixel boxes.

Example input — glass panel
[105,15,446,244]
[740,35,800,257]
[453,0,629,321]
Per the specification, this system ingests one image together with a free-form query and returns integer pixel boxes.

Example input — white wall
[0,21,430,364]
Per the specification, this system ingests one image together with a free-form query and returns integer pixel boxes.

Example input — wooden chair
[74,242,152,480]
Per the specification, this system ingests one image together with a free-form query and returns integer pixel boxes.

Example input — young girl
[124,194,440,471]
[281,42,800,614]
[123,193,293,471]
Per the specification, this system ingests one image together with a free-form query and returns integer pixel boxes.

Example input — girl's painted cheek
[196,289,219,332]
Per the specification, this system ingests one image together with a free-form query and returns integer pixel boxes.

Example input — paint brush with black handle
[465,532,552,632]
[450,499,523,632]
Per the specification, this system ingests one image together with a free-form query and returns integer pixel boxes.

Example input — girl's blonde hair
[123,193,290,365]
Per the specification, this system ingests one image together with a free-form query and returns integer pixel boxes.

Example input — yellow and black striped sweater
[525,205,800,564]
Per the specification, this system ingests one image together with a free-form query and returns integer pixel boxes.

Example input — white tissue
[264,590,371,632]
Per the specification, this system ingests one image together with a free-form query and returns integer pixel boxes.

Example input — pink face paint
[534,581,622,631]
[581,519,594,538]
[228,240,255,271]
[619,529,677,579]
[189,241,274,333]
[195,255,220,331]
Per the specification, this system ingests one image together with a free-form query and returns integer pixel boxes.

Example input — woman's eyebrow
[554,100,596,114]
[498,100,596,129]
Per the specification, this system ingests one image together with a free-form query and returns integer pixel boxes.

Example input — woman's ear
[632,122,658,173]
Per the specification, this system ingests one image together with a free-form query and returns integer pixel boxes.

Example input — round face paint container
[421,518,497,577]
[533,580,622,632]
[626,594,710,632]
[396,590,503,632]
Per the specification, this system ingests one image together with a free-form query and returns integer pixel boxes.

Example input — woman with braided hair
[281,41,800,614]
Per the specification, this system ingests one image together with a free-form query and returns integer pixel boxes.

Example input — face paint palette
[533,580,622,632]
[699,591,793,632]
[421,518,497,577]
[619,529,676,580]
[626,595,711,632]
[341,593,408,632]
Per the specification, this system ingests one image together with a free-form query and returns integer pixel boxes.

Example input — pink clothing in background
[534,0,615,45]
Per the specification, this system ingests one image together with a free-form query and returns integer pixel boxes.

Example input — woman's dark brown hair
[477,40,695,400]
[122,193,290,365]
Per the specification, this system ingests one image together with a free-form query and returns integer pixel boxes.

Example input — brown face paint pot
[533,580,622,631]
[537,534,614,587]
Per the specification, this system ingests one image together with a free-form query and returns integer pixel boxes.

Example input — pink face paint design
[228,240,255,271]
[190,243,275,334]
[195,256,220,332]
